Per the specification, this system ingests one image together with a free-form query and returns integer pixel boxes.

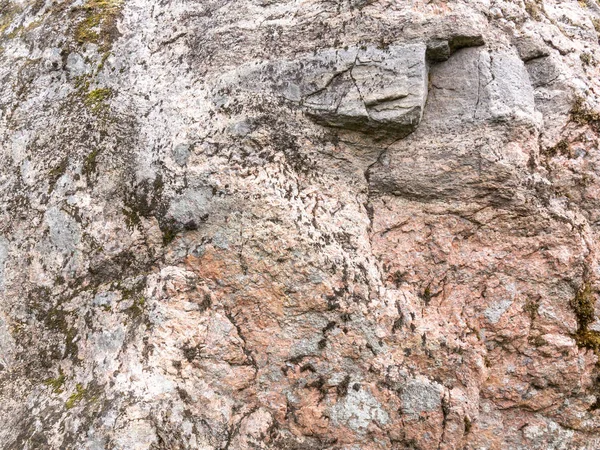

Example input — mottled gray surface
[1,0,600,449]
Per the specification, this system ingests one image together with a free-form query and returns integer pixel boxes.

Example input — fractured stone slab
[301,44,428,136]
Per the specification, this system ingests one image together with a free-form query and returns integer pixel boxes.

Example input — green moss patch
[571,97,600,131]
[83,87,112,113]
[119,280,147,319]
[74,0,124,50]
[581,52,596,66]
[571,282,600,358]
[125,294,146,318]
[83,148,100,177]
[44,368,66,394]
[544,139,572,158]
[65,383,86,409]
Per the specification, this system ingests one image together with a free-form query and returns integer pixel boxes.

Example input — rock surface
[2,0,600,449]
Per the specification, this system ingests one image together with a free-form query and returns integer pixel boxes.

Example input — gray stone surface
[368,47,539,202]
[1,0,600,449]
[216,44,430,136]
[302,44,428,135]
[331,384,390,432]
[400,378,443,417]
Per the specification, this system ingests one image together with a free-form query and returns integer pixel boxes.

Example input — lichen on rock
[2,0,600,449]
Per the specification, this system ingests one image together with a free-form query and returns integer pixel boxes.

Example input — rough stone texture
[2,0,600,449]
[300,44,429,135]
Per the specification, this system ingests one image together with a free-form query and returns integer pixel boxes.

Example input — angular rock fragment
[302,44,428,136]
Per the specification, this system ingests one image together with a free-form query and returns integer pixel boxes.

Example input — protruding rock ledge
[301,44,428,137]
[214,35,489,139]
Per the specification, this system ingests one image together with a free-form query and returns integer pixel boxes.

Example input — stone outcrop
[2,1,600,449]
[300,45,429,135]
[214,44,430,136]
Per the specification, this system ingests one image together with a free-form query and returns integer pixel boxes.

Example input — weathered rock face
[215,43,430,136]
[3,0,600,449]
[300,44,429,135]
